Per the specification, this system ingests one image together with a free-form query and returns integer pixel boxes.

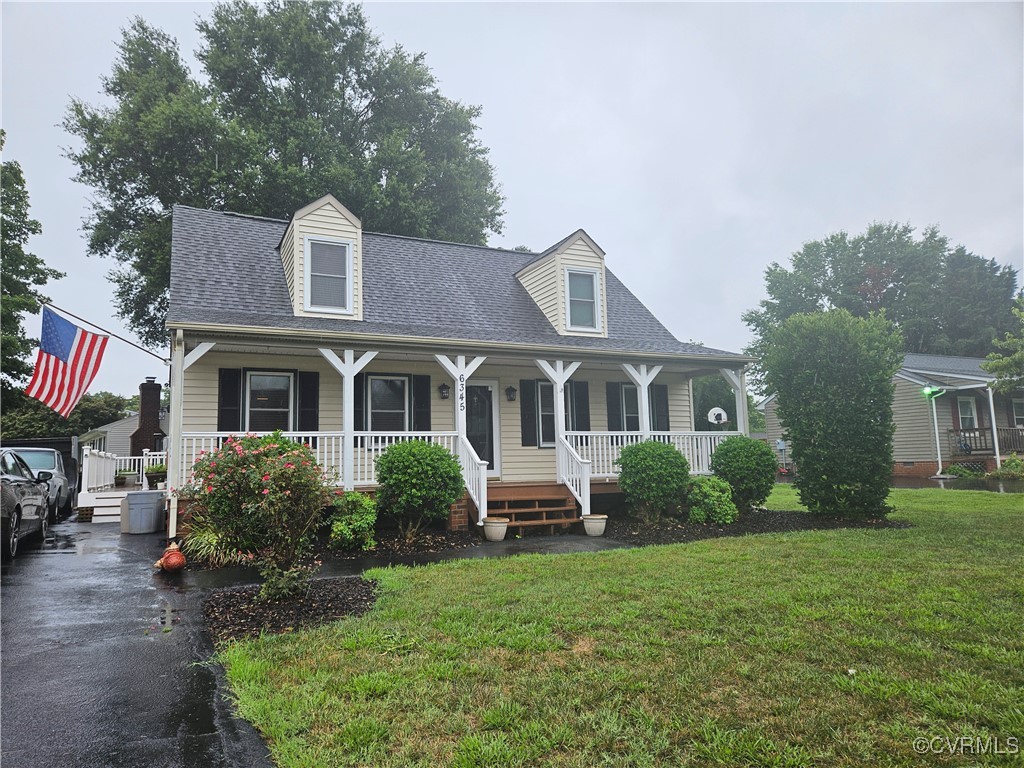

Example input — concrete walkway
[1,517,626,767]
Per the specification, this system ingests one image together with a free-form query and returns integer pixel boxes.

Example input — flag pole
[43,303,169,364]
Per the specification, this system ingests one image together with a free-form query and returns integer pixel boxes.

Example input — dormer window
[305,236,353,314]
[566,268,601,331]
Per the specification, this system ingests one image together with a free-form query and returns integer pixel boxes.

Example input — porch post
[434,354,487,439]
[320,348,378,489]
[167,331,185,539]
[622,363,663,438]
[719,367,749,435]
[536,360,582,479]
[987,387,1002,468]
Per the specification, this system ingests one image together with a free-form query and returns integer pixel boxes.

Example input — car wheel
[47,496,59,524]
[2,509,20,560]
[39,514,48,543]
[60,493,73,517]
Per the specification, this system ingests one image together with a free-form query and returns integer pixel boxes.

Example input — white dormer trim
[564,265,603,333]
[303,234,355,315]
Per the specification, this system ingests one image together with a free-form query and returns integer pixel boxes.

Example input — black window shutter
[353,373,366,431]
[520,378,538,446]
[217,369,242,432]
[573,381,591,431]
[651,383,670,431]
[412,375,431,431]
[606,382,623,431]
[297,371,319,431]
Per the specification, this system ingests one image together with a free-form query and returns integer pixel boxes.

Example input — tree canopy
[1,131,64,411]
[981,297,1024,394]
[1,391,131,440]
[763,309,903,515]
[64,1,505,346]
[743,223,1020,385]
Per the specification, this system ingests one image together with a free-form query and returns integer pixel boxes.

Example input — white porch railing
[565,431,741,477]
[557,437,591,516]
[456,435,489,525]
[177,432,345,488]
[81,448,118,493]
[114,451,168,487]
[352,432,458,486]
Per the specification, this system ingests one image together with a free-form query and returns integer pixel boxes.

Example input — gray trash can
[120,490,165,534]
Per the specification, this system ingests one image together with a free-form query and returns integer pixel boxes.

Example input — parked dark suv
[9,448,74,522]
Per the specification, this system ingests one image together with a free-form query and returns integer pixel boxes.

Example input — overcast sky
[3,1,1022,398]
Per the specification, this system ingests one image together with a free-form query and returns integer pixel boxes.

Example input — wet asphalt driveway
[0,518,272,768]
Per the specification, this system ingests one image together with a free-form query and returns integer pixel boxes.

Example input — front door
[467,382,500,476]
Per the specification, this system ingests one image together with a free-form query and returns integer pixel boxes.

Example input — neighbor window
[1013,399,1024,427]
[538,381,556,446]
[958,396,977,430]
[368,376,408,432]
[566,269,599,331]
[305,236,352,312]
[247,372,293,431]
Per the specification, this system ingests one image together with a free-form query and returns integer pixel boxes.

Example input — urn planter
[583,514,608,537]
[482,517,509,542]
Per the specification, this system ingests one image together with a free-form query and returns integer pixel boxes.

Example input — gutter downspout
[987,387,1002,468]
[929,390,945,476]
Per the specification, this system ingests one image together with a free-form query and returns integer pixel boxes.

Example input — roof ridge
[363,230,538,258]
[174,204,290,224]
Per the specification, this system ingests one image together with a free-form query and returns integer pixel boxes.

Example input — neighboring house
[165,194,753,534]
[761,353,1024,477]
[78,378,169,458]
[79,413,139,457]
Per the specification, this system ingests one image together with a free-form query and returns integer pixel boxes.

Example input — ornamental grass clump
[374,440,464,541]
[615,440,690,522]
[177,431,333,600]
[709,435,778,511]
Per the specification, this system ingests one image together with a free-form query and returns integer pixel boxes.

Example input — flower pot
[583,514,608,537]
[482,516,509,542]
[114,475,128,488]
[146,472,167,490]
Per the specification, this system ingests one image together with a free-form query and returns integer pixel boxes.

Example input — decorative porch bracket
[621,363,663,438]
[320,348,378,489]
[434,355,487,438]
[719,367,750,436]
[536,359,582,478]
[986,387,1002,468]
[168,336,216,539]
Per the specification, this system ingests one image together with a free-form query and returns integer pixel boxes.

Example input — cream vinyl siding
[284,200,364,320]
[517,258,560,331]
[762,399,785,462]
[892,377,941,462]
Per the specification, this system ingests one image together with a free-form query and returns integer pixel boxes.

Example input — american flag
[25,307,109,418]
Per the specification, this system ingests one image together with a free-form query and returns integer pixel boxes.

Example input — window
[621,384,640,432]
[566,268,600,331]
[958,396,977,430]
[247,372,293,430]
[1,452,28,478]
[538,381,556,446]
[305,236,352,313]
[368,376,408,432]
[1013,399,1024,427]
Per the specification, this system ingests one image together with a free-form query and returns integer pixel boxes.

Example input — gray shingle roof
[168,205,744,359]
[902,353,992,379]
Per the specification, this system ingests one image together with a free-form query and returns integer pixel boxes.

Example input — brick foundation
[891,458,999,478]
[448,492,475,532]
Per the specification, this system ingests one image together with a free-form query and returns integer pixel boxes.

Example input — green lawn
[219,488,1023,766]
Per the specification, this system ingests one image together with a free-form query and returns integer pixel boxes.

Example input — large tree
[743,223,1019,385]
[763,309,903,516]
[1,391,130,440]
[981,297,1024,394]
[64,1,505,346]
[1,131,65,410]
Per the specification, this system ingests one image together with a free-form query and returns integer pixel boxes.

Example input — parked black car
[1,448,51,560]
[11,447,74,522]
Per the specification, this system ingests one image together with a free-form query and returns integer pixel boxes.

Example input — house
[164,194,753,536]
[761,353,1024,477]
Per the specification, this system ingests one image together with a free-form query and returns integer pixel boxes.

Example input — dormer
[516,229,608,338]
[278,194,363,320]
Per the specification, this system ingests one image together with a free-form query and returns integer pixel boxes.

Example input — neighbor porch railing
[948,427,1024,456]
[565,431,741,477]
[456,435,489,525]
[557,437,592,516]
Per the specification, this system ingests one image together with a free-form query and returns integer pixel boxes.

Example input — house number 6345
[458,374,466,412]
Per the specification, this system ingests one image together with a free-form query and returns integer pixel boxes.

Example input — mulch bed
[202,509,909,644]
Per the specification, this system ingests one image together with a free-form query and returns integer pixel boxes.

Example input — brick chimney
[130,377,165,456]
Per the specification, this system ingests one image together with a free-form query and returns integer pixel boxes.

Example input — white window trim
[537,380,556,447]
[367,375,410,432]
[957,396,978,430]
[564,266,602,333]
[245,371,294,431]
[1013,398,1024,427]
[303,234,354,315]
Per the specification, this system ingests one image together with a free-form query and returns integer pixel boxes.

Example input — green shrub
[375,440,464,539]
[329,492,377,551]
[687,476,739,525]
[988,453,1024,480]
[946,463,984,478]
[710,435,778,511]
[615,440,690,522]
[176,431,332,600]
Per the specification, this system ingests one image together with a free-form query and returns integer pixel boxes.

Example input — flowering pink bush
[177,431,333,600]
